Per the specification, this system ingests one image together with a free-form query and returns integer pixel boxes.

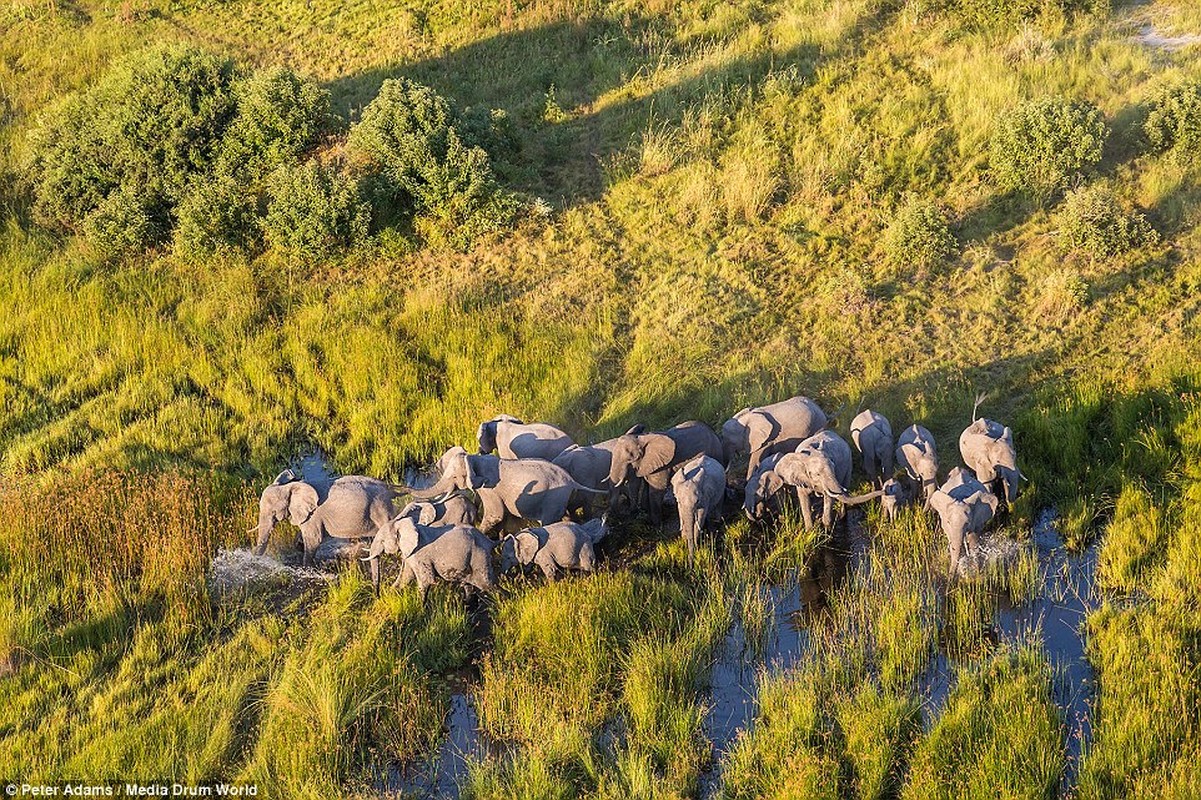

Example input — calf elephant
[959,414,1023,505]
[722,396,828,480]
[671,454,727,566]
[850,409,894,487]
[880,478,909,523]
[750,432,882,530]
[395,494,477,527]
[414,452,605,535]
[477,415,575,461]
[929,467,999,575]
[608,421,724,523]
[365,517,496,599]
[253,470,399,566]
[498,516,609,581]
[744,452,786,520]
[895,425,939,504]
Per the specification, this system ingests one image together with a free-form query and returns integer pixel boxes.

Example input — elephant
[880,478,909,523]
[362,511,450,594]
[434,445,469,477]
[253,470,399,566]
[552,441,618,515]
[413,451,605,535]
[395,494,477,527]
[608,420,724,523]
[364,517,496,599]
[743,452,786,520]
[498,516,609,581]
[671,454,727,566]
[929,467,999,575]
[959,415,1023,505]
[750,432,882,530]
[895,425,939,505]
[477,415,575,461]
[721,396,828,480]
[850,409,894,487]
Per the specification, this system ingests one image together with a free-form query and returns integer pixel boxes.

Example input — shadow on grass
[325,14,824,206]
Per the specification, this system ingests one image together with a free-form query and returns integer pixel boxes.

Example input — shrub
[263,161,369,259]
[990,96,1108,203]
[217,67,332,183]
[28,44,238,230]
[174,177,262,260]
[1145,81,1201,161]
[948,0,1109,28]
[82,186,168,256]
[1057,184,1158,258]
[883,197,957,270]
[347,77,516,248]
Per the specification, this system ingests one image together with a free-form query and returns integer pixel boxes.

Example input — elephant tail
[972,391,990,421]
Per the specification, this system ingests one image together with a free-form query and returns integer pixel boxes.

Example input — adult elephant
[895,424,939,505]
[552,425,648,515]
[850,408,894,487]
[253,470,399,566]
[721,396,828,481]
[959,415,1023,505]
[608,421,724,523]
[749,431,881,530]
[929,467,999,575]
[477,415,575,461]
[414,452,604,535]
[362,515,495,599]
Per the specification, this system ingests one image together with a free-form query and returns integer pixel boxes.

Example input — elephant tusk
[245,525,260,533]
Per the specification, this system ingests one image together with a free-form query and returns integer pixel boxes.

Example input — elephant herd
[251,395,1024,597]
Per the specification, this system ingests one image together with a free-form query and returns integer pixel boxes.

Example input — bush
[174,177,262,260]
[1145,81,1201,161]
[883,198,957,270]
[1057,184,1158,258]
[347,77,517,248]
[263,161,369,259]
[29,44,238,230]
[217,67,332,183]
[990,96,1108,203]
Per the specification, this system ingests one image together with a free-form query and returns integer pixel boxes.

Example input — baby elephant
[880,478,909,523]
[929,467,999,575]
[671,454,727,566]
[500,516,610,581]
[364,515,496,599]
[396,493,477,527]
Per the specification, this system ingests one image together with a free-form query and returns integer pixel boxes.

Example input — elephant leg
[393,561,415,588]
[579,542,596,574]
[822,495,835,530]
[478,491,506,535]
[301,527,322,567]
[649,489,665,525]
[966,531,981,566]
[535,553,560,582]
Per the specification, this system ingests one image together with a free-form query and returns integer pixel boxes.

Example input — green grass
[1,0,1200,795]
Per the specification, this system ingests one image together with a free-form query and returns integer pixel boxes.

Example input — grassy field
[0,0,1199,796]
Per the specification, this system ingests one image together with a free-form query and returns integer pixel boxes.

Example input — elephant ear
[273,469,297,485]
[968,491,998,529]
[417,502,438,526]
[636,433,676,477]
[774,453,807,487]
[516,530,541,564]
[744,411,781,454]
[287,482,319,526]
[397,517,421,558]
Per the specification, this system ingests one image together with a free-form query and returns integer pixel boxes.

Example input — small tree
[1056,184,1158,258]
[1145,81,1201,161]
[263,161,369,260]
[990,96,1107,203]
[883,198,958,270]
[347,77,517,247]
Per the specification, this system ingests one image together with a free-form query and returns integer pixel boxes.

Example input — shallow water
[996,508,1098,784]
[390,693,499,799]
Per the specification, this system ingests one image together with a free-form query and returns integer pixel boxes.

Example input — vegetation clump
[263,161,370,260]
[989,95,1108,202]
[883,197,958,270]
[1056,184,1158,258]
[1145,81,1201,161]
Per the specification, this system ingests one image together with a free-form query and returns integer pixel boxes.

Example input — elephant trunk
[254,511,275,555]
[998,465,1022,504]
[410,475,455,500]
[829,488,885,507]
